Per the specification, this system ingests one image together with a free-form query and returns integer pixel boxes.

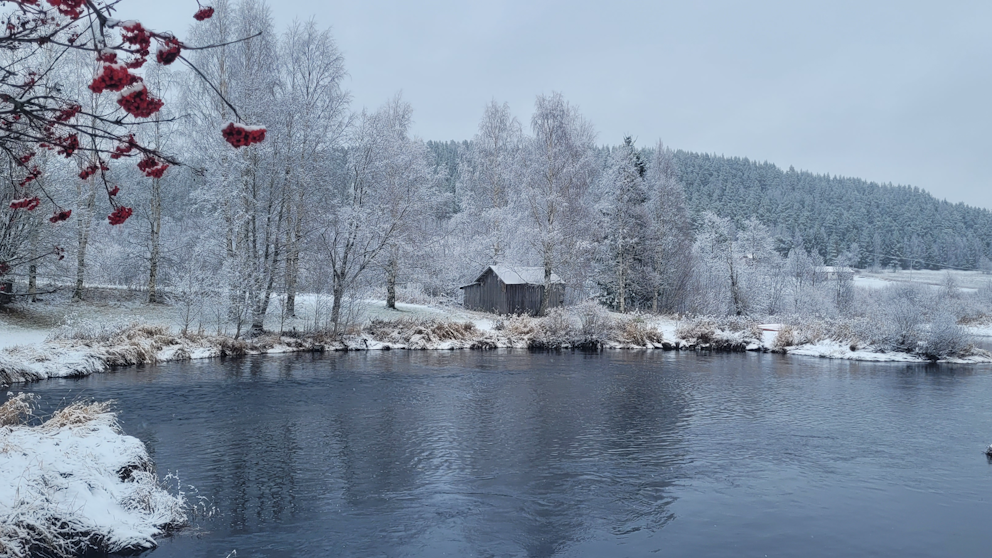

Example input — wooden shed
[460,265,565,316]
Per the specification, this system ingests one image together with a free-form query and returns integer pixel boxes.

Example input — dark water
[6,351,992,557]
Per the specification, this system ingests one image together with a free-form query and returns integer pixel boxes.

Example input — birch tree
[322,99,421,333]
[459,101,523,267]
[523,92,596,314]
[277,19,350,316]
[186,0,282,337]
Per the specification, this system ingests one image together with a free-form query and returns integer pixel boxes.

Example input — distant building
[460,265,565,316]
[820,266,855,281]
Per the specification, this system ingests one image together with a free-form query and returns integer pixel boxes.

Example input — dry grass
[41,400,115,431]
[0,392,36,427]
[493,314,540,337]
[365,318,478,345]
[675,318,720,344]
[772,325,796,350]
[613,316,664,345]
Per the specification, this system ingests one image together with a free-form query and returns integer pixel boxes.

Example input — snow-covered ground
[0,396,187,556]
[2,284,990,388]
[854,269,989,292]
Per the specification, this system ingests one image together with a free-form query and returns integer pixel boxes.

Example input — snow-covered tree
[185,0,280,336]
[643,141,693,313]
[277,19,350,316]
[459,101,524,267]
[321,98,424,333]
[594,137,649,313]
[522,92,596,314]
[1,0,262,285]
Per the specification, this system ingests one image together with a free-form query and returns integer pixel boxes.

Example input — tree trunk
[72,182,94,302]
[386,250,397,310]
[28,224,38,302]
[331,280,345,336]
[539,259,552,316]
[618,251,626,314]
[147,175,161,303]
[28,264,37,302]
[285,242,299,317]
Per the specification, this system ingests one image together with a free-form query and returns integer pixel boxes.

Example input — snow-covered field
[854,269,989,292]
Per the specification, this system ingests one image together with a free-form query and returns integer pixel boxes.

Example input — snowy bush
[0,397,187,556]
[917,313,970,360]
[535,308,578,348]
[613,315,664,346]
[675,316,760,349]
[576,301,613,341]
[46,314,137,343]
[772,325,796,349]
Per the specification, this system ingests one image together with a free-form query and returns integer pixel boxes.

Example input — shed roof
[479,265,563,285]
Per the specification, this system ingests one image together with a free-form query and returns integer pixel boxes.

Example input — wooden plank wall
[462,269,565,316]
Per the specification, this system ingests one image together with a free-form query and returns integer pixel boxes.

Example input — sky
[128,0,992,209]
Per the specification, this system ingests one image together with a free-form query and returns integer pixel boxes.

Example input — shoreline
[3,322,989,387]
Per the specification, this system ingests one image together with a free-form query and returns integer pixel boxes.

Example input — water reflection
[6,350,992,557]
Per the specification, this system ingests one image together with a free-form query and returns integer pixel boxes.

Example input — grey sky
[133,1,992,209]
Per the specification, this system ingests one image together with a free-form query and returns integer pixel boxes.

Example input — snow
[786,340,925,362]
[852,276,895,289]
[0,398,185,555]
[480,265,564,285]
[854,269,991,292]
[3,288,990,388]
[117,81,146,99]
[0,326,46,350]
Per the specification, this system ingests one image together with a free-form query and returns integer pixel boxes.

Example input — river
[6,351,992,557]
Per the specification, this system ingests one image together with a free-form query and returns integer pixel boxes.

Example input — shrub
[773,325,795,349]
[917,313,970,360]
[575,301,613,341]
[613,315,663,346]
[534,308,578,349]
[675,318,718,344]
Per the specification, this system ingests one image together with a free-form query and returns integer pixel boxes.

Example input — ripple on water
[5,351,992,558]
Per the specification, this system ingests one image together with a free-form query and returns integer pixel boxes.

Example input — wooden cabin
[460,265,565,316]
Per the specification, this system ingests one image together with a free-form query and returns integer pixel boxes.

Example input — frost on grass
[0,395,187,557]
[675,316,763,351]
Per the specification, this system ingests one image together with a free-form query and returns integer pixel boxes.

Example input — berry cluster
[109,135,137,160]
[78,161,109,180]
[45,0,84,18]
[194,7,215,21]
[137,156,169,178]
[89,64,138,94]
[9,197,41,211]
[117,83,164,118]
[222,122,267,148]
[49,210,72,223]
[107,206,133,225]
[121,21,152,56]
[156,38,182,66]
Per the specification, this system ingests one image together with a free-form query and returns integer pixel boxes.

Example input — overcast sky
[131,1,992,209]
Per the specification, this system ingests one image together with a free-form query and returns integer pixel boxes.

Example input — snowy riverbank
[3,308,991,387]
[0,395,187,556]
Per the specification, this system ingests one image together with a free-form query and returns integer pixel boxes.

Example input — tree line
[5,0,992,336]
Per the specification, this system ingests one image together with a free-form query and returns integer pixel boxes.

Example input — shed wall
[461,268,565,316]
